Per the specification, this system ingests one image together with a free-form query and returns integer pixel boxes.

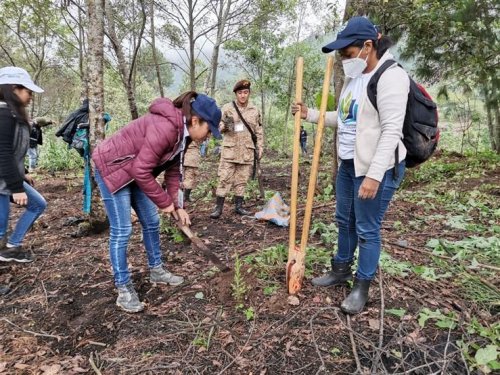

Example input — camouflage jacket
[219,102,264,165]
[183,140,200,168]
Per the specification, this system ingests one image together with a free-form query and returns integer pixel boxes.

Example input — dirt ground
[0,152,498,374]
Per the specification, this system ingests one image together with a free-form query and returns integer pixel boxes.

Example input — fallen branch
[309,311,326,374]
[89,352,102,375]
[0,317,67,341]
[346,314,362,374]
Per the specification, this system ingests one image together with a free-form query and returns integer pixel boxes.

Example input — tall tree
[85,0,106,228]
[105,0,146,119]
[157,0,219,91]
[363,0,500,153]
[203,0,253,96]
[85,0,105,149]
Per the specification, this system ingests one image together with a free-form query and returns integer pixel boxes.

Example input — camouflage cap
[233,79,251,93]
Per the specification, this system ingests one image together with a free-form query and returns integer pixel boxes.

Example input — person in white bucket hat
[0,66,44,93]
[0,66,47,263]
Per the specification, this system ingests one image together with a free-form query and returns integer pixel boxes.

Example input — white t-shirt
[337,71,375,160]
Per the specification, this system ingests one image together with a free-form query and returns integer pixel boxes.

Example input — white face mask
[342,47,368,78]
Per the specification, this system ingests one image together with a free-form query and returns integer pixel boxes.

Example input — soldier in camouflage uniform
[183,140,201,202]
[210,79,264,218]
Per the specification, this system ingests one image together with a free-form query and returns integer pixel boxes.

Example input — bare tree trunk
[150,0,164,97]
[207,0,232,96]
[105,0,139,119]
[85,0,106,229]
[188,0,196,91]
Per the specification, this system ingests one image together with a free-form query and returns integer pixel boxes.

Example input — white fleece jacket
[306,51,410,182]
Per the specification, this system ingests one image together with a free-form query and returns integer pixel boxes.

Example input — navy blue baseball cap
[191,94,222,139]
[322,16,378,53]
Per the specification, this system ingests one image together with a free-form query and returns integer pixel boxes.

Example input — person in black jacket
[55,98,89,145]
[300,126,308,155]
[28,118,52,172]
[0,67,47,263]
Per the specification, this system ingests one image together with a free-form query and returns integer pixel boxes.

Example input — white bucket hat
[0,66,44,93]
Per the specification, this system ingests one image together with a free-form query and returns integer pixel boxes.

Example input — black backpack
[367,60,439,168]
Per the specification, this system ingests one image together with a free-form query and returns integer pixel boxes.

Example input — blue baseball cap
[191,94,222,139]
[322,16,378,53]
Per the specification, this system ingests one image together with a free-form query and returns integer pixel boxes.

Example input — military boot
[116,281,144,313]
[184,189,192,202]
[210,196,225,219]
[341,277,371,314]
[234,196,250,215]
[150,265,184,286]
[311,260,353,287]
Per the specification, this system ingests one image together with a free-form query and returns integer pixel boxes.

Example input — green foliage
[418,308,457,329]
[244,244,287,280]
[458,319,500,373]
[159,217,184,243]
[310,221,338,247]
[315,93,335,112]
[38,132,83,171]
[385,308,407,318]
[231,254,249,305]
[379,252,412,277]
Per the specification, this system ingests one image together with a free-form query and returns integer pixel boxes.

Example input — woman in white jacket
[293,16,409,314]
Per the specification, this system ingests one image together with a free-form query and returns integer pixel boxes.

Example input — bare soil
[0,153,498,374]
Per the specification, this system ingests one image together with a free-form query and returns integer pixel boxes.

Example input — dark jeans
[334,159,405,280]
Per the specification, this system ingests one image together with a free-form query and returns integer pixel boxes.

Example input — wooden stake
[286,57,304,289]
[287,56,334,294]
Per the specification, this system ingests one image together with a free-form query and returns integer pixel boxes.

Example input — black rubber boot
[184,189,192,202]
[234,196,250,215]
[210,196,225,219]
[341,277,371,314]
[311,260,353,287]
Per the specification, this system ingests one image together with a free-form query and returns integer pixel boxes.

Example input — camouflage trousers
[183,166,199,190]
[215,160,252,197]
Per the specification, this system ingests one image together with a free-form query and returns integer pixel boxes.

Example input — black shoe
[210,196,225,219]
[0,247,34,263]
[311,260,353,287]
[184,189,192,202]
[234,196,250,215]
[341,277,371,314]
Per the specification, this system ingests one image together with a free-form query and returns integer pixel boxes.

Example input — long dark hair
[173,91,198,127]
[0,84,29,123]
[348,36,393,59]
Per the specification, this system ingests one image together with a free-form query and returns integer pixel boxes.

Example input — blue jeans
[334,159,405,280]
[94,169,162,286]
[0,182,47,246]
[27,147,39,170]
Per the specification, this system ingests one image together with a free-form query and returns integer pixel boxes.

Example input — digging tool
[173,217,230,272]
[287,56,334,294]
[286,57,304,292]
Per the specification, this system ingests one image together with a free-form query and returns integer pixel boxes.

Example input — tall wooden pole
[286,57,304,290]
[287,56,334,294]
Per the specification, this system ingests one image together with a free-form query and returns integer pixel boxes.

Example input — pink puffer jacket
[92,98,184,209]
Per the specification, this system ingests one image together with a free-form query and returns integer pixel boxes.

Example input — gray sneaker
[0,247,33,263]
[150,265,184,286]
[116,282,144,313]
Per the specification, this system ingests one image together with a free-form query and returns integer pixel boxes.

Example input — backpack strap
[367,59,398,111]
[367,59,401,180]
